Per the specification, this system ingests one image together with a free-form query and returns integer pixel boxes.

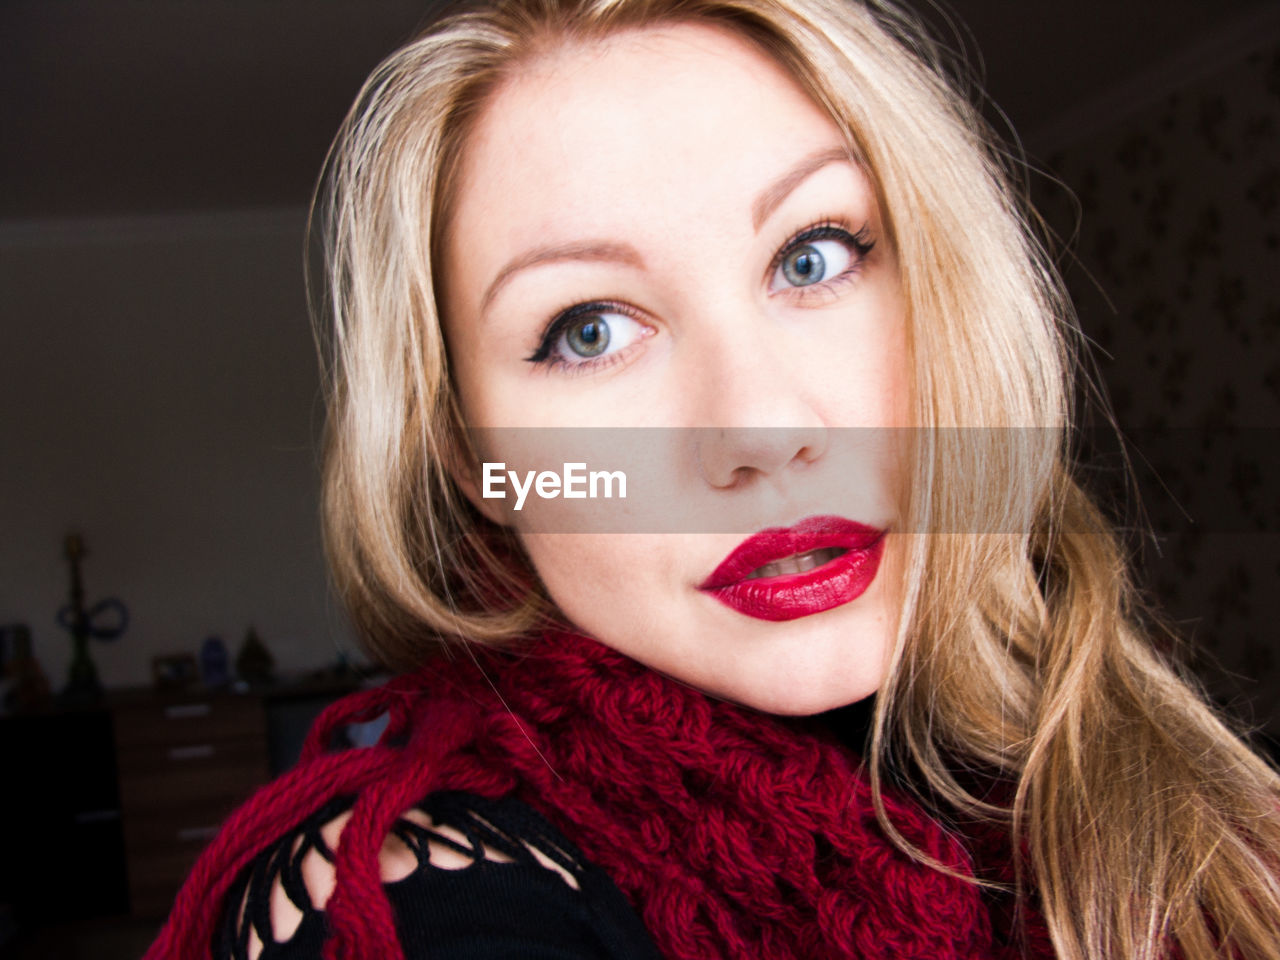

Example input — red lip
[698,515,886,622]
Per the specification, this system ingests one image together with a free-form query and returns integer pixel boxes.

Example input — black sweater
[214,790,663,959]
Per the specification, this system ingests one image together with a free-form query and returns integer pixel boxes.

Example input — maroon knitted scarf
[145,628,1052,960]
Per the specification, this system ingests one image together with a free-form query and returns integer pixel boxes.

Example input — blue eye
[565,315,610,357]
[526,301,649,370]
[769,224,873,294]
[780,243,835,286]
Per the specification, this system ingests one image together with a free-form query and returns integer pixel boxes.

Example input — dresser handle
[165,703,211,719]
[177,826,219,843]
[167,744,215,761]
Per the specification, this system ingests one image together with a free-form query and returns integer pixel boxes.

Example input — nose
[689,323,828,489]
[697,424,827,488]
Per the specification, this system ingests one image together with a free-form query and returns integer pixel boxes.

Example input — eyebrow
[479,145,855,312]
[751,145,853,231]
[481,241,644,313]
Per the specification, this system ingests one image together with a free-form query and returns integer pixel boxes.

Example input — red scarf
[145,629,1053,959]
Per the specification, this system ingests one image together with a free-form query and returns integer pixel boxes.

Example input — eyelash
[524,218,876,372]
[768,219,874,299]
[523,300,643,374]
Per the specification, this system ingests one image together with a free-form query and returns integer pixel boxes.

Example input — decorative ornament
[57,532,128,703]
[235,626,275,684]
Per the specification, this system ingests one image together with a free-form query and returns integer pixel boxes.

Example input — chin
[736,685,877,718]
[696,663,882,718]
[708,626,888,718]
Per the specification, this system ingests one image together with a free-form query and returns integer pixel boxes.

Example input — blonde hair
[311,0,1280,956]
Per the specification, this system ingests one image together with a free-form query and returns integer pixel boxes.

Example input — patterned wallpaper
[1035,43,1280,737]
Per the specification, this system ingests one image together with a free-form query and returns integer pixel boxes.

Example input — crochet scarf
[145,628,1053,960]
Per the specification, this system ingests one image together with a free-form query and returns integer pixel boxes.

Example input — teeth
[745,547,845,580]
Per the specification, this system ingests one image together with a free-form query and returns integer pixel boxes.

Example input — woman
[147,0,1280,957]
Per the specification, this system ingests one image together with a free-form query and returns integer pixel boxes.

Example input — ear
[441,432,510,528]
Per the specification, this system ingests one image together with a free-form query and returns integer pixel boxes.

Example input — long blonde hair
[311,0,1280,955]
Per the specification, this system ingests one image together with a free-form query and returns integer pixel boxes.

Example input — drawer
[108,688,286,918]
[122,801,240,854]
[118,739,269,811]
[113,695,265,748]
[116,732,269,779]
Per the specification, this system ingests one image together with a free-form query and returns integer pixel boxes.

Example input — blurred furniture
[111,677,364,917]
[0,676,364,930]
[111,689,270,916]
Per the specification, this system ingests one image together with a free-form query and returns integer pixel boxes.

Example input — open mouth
[743,546,848,580]
[699,516,885,622]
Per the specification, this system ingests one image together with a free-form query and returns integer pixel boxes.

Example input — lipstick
[698,515,885,621]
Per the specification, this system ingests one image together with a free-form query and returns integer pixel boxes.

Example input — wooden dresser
[111,690,270,917]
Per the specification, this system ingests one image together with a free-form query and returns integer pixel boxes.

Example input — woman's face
[442,23,908,715]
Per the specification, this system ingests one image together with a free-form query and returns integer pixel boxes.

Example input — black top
[214,698,875,959]
[214,790,664,959]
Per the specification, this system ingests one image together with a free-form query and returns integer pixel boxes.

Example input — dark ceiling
[3,0,1276,220]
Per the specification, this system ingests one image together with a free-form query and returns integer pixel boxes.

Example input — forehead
[446,22,849,277]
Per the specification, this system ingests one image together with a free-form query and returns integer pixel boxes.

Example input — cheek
[442,321,503,428]
[862,287,910,427]
[882,310,911,427]
[519,534,671,630]
[442,319,574,432]
[876,273,911,426]
[797,282,910,430]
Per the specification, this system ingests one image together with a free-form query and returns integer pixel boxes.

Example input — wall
[1035,40,1280,734]
[0,209,359,691]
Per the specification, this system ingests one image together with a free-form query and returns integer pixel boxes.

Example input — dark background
[0,0,1273,219]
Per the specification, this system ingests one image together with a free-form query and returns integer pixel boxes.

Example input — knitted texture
[144,629,1053,960]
